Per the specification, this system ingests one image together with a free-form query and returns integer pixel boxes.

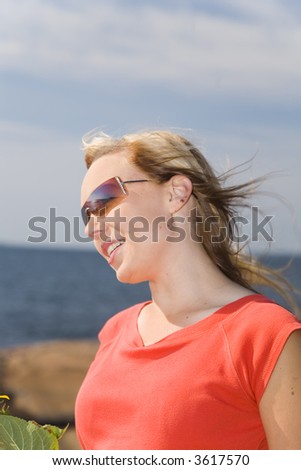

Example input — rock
[0,339,99,450]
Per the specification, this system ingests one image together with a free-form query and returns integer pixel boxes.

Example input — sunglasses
[81,176,149,226]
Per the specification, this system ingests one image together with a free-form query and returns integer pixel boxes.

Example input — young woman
[75,130,301,450]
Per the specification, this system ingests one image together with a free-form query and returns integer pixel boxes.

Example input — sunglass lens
[81,177,125,226]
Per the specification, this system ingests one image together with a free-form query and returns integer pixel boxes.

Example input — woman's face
[81,149,173,284]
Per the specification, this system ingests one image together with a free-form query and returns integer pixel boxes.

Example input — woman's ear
[168,175,193,214]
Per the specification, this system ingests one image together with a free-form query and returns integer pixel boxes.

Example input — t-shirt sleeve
[222,300,301,404]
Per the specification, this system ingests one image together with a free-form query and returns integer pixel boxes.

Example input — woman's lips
[100,239,125,258]
[108,242,124,265]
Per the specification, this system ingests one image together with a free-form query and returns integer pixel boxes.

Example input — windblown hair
[82,129,298,314]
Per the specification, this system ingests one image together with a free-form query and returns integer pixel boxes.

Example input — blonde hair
[83,129,298,313]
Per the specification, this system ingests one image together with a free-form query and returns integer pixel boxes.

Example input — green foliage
[0,396,68,450]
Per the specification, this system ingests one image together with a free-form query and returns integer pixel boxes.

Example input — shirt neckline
[130,293,269,348]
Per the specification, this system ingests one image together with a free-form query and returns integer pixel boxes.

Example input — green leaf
[0,415,68,450]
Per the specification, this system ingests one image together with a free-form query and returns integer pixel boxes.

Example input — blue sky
[0,0,300,254]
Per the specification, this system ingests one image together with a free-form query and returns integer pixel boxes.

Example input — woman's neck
[147,243,253,322]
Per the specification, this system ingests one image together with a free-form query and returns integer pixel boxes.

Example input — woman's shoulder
[220,293,301,360]
[222,293,300,332]
[98,300,150,340]
[221,294,301,402]
[221,293,301,367]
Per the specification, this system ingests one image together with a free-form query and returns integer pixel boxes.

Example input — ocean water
[0,245,150,348]
[0,244,300,349]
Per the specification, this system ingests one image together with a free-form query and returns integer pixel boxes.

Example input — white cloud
[0,120,85,244]
[0,1,300,252]
[0,0,301,101]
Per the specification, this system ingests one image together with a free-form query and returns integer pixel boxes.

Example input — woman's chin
[115,266,147,285]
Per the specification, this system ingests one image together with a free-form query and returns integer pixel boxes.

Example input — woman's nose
[85,214,105,238]
[85,213,110,241]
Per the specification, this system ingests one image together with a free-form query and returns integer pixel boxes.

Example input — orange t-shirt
[75,294,301,450]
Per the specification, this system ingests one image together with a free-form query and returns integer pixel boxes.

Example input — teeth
[107,241,124,257]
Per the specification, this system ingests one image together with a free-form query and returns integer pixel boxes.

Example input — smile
[107,241,125,257]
